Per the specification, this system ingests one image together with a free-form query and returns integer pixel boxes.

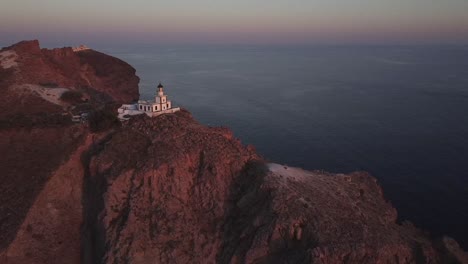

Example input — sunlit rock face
[0,40,139,118]
[0,40,140,264]
[0,125,88,264]
[83,111,259,263]
[81,111,467,264]
[0,41,467,264]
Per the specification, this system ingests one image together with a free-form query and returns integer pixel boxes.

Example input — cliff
[0,41,467,264]
[0,40,139,119]
[79,112,468,264]
[0,40,139,262]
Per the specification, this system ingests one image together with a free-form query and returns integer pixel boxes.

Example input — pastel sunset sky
[1,0,468,45]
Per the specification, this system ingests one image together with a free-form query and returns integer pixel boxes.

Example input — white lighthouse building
[117,83,180,120]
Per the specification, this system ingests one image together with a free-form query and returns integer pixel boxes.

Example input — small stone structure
[72,45,90,52]
[118,83,180,120]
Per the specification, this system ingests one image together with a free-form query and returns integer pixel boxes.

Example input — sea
[100,44,468,248]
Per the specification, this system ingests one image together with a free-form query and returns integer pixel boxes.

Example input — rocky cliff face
[83,111,258,263]
[0,41,467,264]
[0,40,139,119]
[77,112,466,264]
[0,40,139,263]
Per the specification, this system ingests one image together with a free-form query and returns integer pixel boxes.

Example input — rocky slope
[78,112,467,264]
[0,41,467,264]
[0,40,139,119]
[0,40,138,263]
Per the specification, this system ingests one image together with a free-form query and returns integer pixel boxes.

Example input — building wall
[121,104,137,110]
[138,104,153,112]
[138,96,172,113]
[145,107,181,117]
[155,95,167,104]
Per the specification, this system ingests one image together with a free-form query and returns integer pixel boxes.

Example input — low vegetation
[38,82,59,88]
[60,90,83,104]
[88,106,120,132]
[0,113,71,129]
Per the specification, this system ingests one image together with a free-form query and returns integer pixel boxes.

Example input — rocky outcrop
[0,40,140,263]
[79,112,466,264]
[0,40,139,119]
[228,164,437,263]
[0,126,86,253]
[1,40,467,264]
[1,134,93,264]
[82,111,258,263]
[2,110,467,264]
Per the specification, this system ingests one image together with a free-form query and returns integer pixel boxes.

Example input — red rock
[1,41,467,264]
[80,113,467,263]
[0,40,139,119]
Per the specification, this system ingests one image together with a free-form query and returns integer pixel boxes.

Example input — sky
[1,0,468,46]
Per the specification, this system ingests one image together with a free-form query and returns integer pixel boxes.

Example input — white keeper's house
[117,83,180,120]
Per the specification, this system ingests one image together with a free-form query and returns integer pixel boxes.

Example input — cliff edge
[0,40,139,262]
[0,41,466,264]
[0,40,139,119]
[78,112,467,264]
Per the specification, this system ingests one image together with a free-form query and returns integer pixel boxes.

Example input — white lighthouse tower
[155,83,172,111]
[117,82,180,120]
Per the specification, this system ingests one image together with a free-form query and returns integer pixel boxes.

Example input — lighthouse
[154,83,172,111]
[117,82,180,120]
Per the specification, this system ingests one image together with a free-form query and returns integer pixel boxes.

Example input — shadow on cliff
[80,132,115,264]
[217,161,317,263]
[216,160,271,263]
[217,161,317,264]
[0,125,85,251]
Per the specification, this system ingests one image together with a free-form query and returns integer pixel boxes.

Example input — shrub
[88,107,120,132]
[60,90,83,104]
[39,82,58,88]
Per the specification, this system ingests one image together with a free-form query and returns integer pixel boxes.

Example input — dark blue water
[102,45,468,248]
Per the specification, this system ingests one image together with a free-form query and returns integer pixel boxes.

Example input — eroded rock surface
[0,40,140,263]
[81,112,467,264]
[82,111,258,263]
[1,40,467,264]
[0,126,86,251]
[0,40,139,119]
[1,135,93,264]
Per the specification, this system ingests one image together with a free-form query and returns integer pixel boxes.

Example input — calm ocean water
[102,45,468,248]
